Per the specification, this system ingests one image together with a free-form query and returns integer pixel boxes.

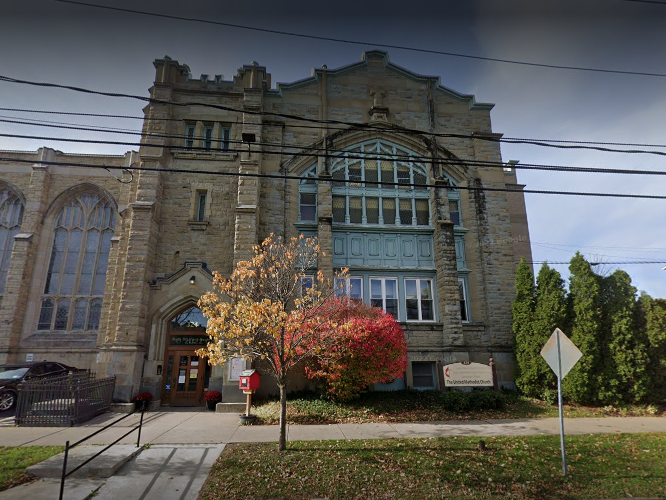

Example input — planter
[206,400,219,411]
[239,414,257,425]
[134,400,149,412]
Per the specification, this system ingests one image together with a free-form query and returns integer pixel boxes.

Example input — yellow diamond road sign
[540,328,582,379]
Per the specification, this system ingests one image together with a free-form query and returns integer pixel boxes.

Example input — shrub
[204,390,222,402]
[305,302,407,402]
[132,392,153,402]
[440,390,507,412]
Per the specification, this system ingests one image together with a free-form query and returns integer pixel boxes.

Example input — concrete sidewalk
[0,410,664,499]
[1,409,665,448]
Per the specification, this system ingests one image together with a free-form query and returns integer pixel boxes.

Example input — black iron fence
[15,371,115,426]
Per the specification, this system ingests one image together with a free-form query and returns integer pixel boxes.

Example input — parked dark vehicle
[0,362,82,411]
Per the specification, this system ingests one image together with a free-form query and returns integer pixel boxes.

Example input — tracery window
[329,140,432,226]
[0,188,24,305]
[37,192,116,331]
[298,139,462,227]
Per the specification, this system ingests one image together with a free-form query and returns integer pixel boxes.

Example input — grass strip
[199,433,666,500]
[0,446,64,492]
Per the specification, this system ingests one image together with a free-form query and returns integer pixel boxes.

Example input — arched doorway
[160,306,211,406]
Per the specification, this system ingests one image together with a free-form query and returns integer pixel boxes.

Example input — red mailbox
[239,369,260,392]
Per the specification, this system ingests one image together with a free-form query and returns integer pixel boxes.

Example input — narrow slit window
[221,127,231,151]
[203,126,214,150]
[185,124,195,150]
[196,192,207,222]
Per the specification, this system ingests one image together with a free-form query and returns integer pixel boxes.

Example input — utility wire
[3,93,666,158]
[51,0,666,79]
[529,260,665,265]
[2,155,666,200]
[6,130,666,179]
[532,241,666,252]
[4,107,666,150]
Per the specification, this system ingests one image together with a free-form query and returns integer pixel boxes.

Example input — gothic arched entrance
[160,306,211,406]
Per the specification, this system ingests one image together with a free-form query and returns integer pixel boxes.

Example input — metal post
[556,330,568,476]
[136,402,146,448]
[59,440,70,500]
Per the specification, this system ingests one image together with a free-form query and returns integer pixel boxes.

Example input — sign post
[540,328,582,477]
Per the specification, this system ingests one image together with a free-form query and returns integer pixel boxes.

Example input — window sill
[187,221,209,231]
[172,150,237,161]
[330,224,434,233]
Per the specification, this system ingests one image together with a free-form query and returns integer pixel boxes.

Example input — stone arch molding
[284,128,469,184]
[43,182,119,225]
[147,261,214,361]
[0,179,27,205]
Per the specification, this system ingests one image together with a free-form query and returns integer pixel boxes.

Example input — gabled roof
[270,50,494,111]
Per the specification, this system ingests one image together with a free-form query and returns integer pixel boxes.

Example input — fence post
[59,440,70,500]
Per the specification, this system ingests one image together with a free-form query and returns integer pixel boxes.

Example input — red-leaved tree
[305,302,408,401]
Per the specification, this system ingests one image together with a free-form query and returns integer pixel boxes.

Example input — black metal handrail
[58,402,148,500]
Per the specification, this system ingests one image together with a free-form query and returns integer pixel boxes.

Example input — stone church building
[0,51,531,406]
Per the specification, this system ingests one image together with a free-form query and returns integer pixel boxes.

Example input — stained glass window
[38,192,115,331]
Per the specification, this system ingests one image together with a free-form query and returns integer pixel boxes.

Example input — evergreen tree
[639,295,666,403]
[512,258,538,397]
[562,253,602,404]
[597,270,649,404]
[532,263,567,400]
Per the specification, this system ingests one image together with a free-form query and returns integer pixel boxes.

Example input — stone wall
[0,50,531,399]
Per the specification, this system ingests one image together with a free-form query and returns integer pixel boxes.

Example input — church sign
[443,361,493,387]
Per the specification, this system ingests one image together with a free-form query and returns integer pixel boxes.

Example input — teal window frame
[458,276,470,322]
[298,165,318,222]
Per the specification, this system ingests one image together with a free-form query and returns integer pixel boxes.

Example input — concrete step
[26,445,143,479]
[215,402,245,413]
[0,478,105,500]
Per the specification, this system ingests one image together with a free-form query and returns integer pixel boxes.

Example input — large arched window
[37,192,116,331]
[330,140,431,226]
[0,188,24,305]
[298,139,461,227]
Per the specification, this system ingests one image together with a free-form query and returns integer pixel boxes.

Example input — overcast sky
[2,0,665,297]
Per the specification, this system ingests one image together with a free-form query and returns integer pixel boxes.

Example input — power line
[5,106,666,151]
[6,129,666,179]
[529,260,665,265]
[51,0,666,79]
[2,155,666,200]
[3,87,666,159]
[532,241,666,252]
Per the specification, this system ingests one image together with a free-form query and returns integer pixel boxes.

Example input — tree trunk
[278,382,287,451]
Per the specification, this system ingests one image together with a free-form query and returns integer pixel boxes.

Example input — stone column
[233,160,259,265]
[432,179,463,346]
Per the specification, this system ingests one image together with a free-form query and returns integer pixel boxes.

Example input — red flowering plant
[132,392,153,402]
[304,301,408,402]
[204,390,222,402]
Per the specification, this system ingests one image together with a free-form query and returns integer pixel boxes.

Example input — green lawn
[251,390,664,425]
[0,446,64,492]
[198,433,666,500]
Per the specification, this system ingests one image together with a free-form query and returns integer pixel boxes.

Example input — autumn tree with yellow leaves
[197,234,348,451]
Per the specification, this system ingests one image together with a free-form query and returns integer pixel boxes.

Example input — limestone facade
[0,51,532,405]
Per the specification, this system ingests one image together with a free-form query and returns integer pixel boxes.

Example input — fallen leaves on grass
[198,434,666,500]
